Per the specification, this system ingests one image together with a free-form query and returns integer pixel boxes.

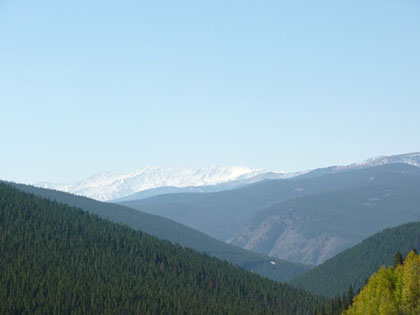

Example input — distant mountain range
[32,152,420,267]
[35,152,420,201]
[37,166,296,201]
[119,159,420,266]
[112,171,291,203]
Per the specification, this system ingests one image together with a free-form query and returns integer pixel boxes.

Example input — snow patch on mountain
[360,152,420,168]
[334,152,420,172]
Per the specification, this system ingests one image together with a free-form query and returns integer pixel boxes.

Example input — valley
[2,152,420,314]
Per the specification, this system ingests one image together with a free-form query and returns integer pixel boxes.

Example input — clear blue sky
[1,0,419,183]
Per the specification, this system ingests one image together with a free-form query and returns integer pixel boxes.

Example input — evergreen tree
[394,251,403,266]
[347,284,354,307]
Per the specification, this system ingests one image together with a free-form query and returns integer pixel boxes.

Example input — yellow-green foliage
[343,251,420,315]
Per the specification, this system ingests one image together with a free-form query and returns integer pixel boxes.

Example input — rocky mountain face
[232,213,348,266]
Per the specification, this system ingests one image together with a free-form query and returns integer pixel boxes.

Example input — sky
[1,0,419,184]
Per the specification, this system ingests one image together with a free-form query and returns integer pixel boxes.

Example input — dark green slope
[291,222,420,297]
[231,171,420,265]
[119,164,420,241]
[8,182,310,282]
[0,183,324,314]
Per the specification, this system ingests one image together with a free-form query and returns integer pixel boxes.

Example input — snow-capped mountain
[37,166,289,201]
[36,152,420,202]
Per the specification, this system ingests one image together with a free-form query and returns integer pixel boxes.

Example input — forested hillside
[292,222,420,297]
[9,182,310,282]
[343,251,420,314]
[0,183,324,314]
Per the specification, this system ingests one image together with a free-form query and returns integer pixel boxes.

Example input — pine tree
[394,251,403,266]
[347,284,354,307]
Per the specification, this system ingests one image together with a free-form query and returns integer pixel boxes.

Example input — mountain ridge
[120,163,420,265]
[36,152,420,202]
[230,166,420,265]
[121,163,420,238]
[37,165,294,201]
[7,181,311,282]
